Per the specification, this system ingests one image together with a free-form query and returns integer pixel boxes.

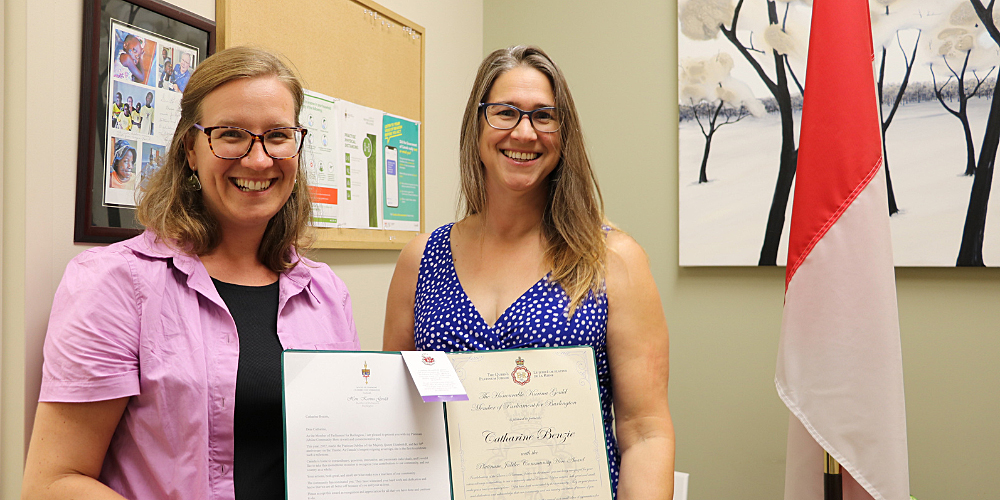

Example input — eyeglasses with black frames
[193,124,308,160]
[479,103,561,133]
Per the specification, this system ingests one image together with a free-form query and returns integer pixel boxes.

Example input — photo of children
[115,95,133,131]
[112,81,156,136]
[137,91,155,135]
[140,143,166,190]
[112,28,157,85]
[103,20,199,208]
[111,92,123,128]
[108,138,138,192]
[158,47,175,90]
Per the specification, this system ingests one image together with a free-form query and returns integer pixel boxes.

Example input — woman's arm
[605,231,675,500]
[24,248,143,500]
[382,233,430,351]
[22,399,130,500]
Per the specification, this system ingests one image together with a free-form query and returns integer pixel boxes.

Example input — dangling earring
[187,172,202,191]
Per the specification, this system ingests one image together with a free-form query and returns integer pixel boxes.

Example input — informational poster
[104,19,197,207]
[283,347,613,500]
[382,114,420,231]
[300,90,340,227]
[301,95,422,233]
[336,100,383,229]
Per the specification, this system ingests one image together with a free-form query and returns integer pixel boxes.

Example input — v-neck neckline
[444,223,550,330]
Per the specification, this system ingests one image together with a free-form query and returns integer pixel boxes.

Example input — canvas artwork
[678,0,1000,266]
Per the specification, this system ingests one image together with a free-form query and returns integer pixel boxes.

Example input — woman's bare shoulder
[605,228,649,272]
[396,232,431,273]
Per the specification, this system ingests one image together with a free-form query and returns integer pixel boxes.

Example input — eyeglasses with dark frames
[193,124,308,160]
[479,103,561,133]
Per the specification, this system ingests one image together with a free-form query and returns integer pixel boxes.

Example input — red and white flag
[776,1,910,500]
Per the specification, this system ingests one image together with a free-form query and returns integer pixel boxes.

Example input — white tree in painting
[926,1,998,176]
[680,52,765,183]
[871,0,936,214]
[680,0,811,265]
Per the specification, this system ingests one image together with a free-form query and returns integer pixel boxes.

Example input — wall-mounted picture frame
[75,0,215,243]
[677,0,1000,267]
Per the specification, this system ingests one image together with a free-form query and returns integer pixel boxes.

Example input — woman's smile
[479,66,562,196]
[502,149,542,162]
[231,177,275,192]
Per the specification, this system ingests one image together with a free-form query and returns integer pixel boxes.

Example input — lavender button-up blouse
[39,230,359,500]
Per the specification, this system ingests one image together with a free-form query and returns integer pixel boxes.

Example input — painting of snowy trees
[678,0,1000,266]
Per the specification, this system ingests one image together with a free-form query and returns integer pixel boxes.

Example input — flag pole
[824,452,842,500]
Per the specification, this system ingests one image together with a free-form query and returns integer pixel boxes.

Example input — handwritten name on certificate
[446,347,614,500]
[283,351,451,500]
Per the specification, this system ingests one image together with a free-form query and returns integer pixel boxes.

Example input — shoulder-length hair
[136,46,311,273]
[459,45,606,315]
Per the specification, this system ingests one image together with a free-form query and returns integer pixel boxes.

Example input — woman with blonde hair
[384,45,674,499]
[23,46,358,500]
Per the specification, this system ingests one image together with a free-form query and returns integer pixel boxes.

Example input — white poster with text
[335,101,383,229]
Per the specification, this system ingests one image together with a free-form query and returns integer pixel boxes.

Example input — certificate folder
[283,346,614,500]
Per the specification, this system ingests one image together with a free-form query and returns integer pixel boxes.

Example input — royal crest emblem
[362,362,371,384]
[511,356,531,386]
[421,353,435,365]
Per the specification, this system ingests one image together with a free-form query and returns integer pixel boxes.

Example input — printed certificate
[446,348,613,499]
[283,347,613,500]
[283,351,450,499]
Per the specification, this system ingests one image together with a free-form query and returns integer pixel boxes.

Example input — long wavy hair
[136,46,311,272]
[459,45,607,315]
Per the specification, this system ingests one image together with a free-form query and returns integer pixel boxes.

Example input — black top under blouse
[213,278,284,500]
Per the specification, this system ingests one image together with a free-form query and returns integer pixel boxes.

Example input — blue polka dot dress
[414,223,620,496]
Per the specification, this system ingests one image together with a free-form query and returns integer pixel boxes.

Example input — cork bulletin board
[217,0,424,249]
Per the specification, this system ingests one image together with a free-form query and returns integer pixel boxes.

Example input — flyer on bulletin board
[382,114,420,231]
[299,90,340,227]
[336,100,383,229]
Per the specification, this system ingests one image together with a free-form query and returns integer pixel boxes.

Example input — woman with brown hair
[23,47,358,500]
[383,45,674,499]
